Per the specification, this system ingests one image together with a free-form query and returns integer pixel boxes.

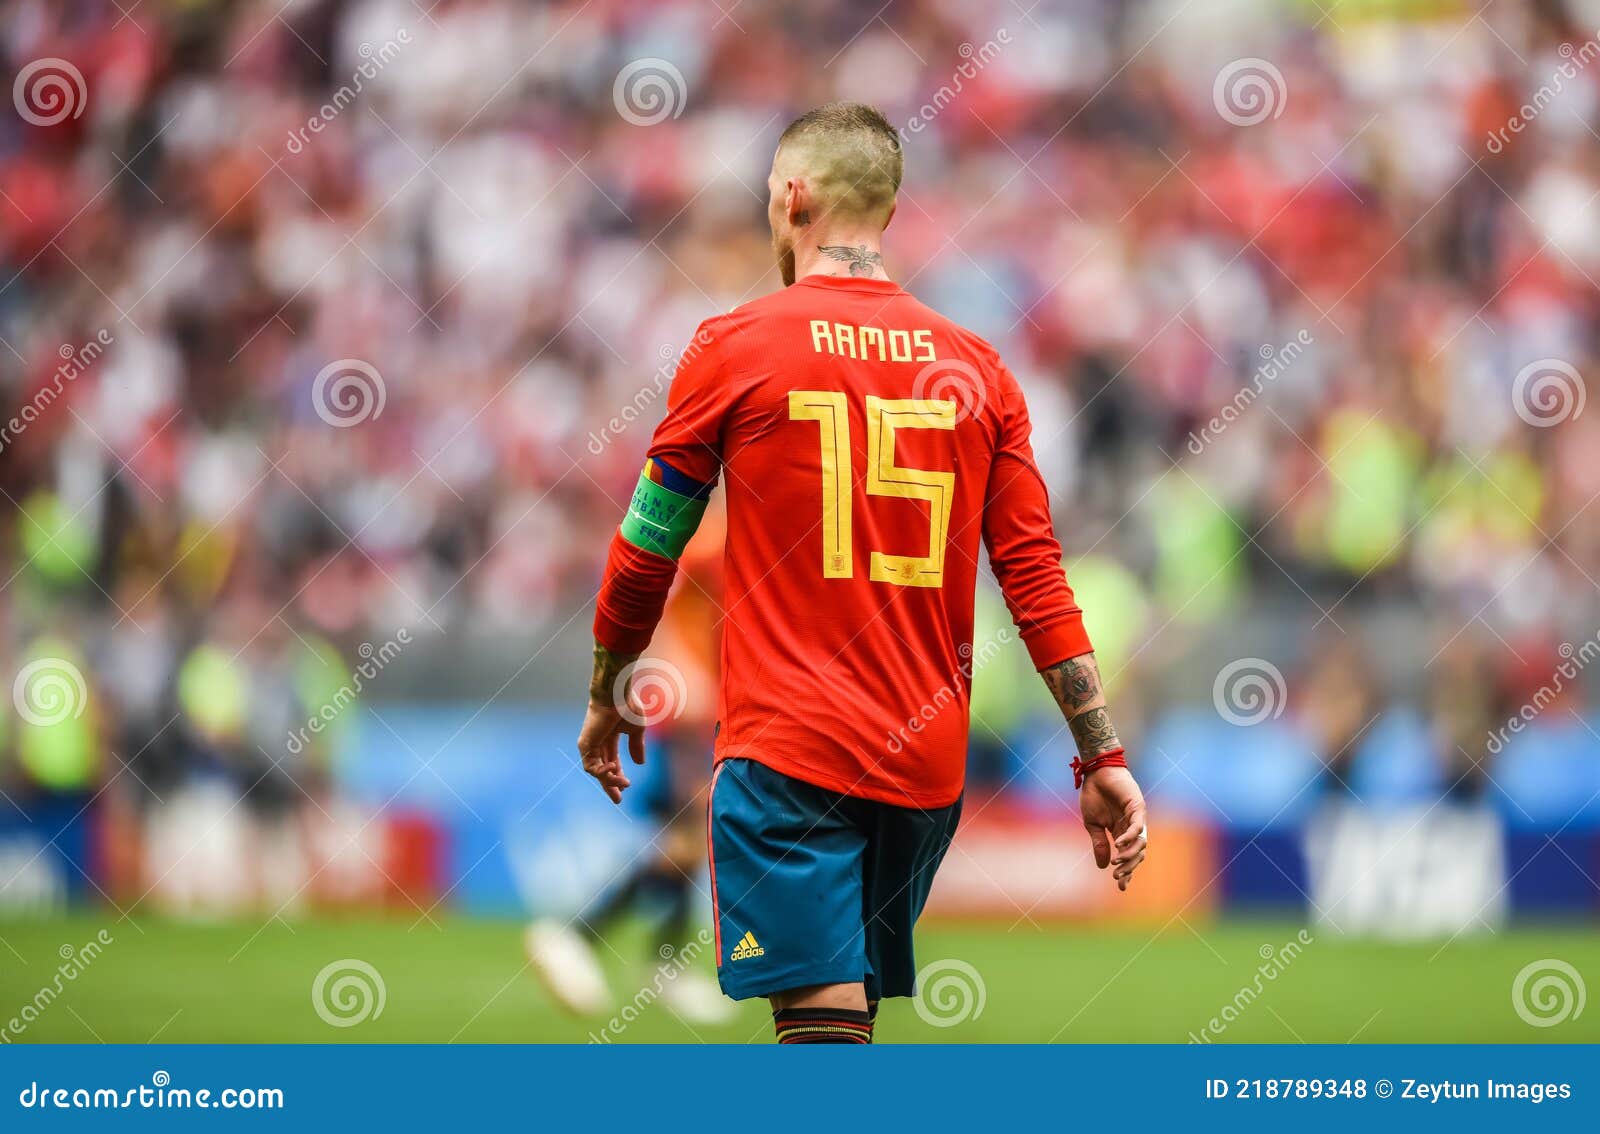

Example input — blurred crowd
[2,0,1598,813]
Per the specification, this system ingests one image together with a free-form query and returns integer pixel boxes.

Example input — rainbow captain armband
[619,458,713,560]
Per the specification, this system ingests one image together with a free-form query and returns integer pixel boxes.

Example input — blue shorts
[631,729,712,823]
[707,757,962,1002]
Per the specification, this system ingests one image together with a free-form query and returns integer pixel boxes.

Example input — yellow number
[787,391,852,578]
[788,391,956,588]
[865,396,956,588]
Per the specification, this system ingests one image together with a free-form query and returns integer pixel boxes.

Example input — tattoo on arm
[1047,655,1098,712]
[818,244,884,277]
[1042,652,1123,758]
[1069,708,1119,754]
[590,643,639,705]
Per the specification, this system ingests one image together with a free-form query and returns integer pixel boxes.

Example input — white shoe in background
[659,968,736,1026]
[525,920,612,1016]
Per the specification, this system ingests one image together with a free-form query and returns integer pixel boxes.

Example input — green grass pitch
[1,914,1595,1043]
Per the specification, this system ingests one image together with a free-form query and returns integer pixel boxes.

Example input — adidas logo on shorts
[729,931,765,960]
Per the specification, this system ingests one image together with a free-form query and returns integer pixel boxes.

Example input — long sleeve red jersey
[595,274,1091,808]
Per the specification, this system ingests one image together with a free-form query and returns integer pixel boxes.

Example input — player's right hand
[576,700,646,804]
[1079,765,1147,891]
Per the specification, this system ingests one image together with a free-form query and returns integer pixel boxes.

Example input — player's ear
[786,177,809,226]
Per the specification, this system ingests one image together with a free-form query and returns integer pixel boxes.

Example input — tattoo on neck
[796,210,812,225]
[590,643,638,705]
[818,244,884,277]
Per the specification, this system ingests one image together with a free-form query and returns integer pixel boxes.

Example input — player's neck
[793,232,891,282]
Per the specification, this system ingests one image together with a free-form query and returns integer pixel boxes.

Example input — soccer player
[577,103,1148,1044]
[528,507,732,1025]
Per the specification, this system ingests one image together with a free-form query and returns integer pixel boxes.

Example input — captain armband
[619,457,713,560]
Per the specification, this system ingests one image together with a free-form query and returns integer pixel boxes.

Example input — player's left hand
[1079,765,1147,891]
[576,700,646,804]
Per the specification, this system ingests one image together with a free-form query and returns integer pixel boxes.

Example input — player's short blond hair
[775,102,902,226]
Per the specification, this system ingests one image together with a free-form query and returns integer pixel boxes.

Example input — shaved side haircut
[775,102,903,226]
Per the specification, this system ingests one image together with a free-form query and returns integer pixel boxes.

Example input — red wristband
[1072,748,1127,789]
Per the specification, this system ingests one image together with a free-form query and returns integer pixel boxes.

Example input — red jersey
[596,275,1091,808]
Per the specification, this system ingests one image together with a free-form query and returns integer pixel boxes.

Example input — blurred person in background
[528,505,732,1025]
[6,624,102,901]
[93,572,185,808]
[1297,630,1380,791]
[1428,634,1500,801]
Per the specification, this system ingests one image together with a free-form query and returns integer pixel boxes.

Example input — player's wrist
[1071,747,1127,790]
[589,642,640,705]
